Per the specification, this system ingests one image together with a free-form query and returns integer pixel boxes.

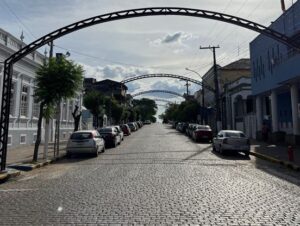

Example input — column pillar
[291,84,300,135]
[271,90,278,132]
[255,96,263,131]
[14,74,22,117]
[27,80,34,119]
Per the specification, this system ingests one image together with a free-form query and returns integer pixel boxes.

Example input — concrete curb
[8,157,64,172]
[250,151,300,171]
[0,169,21,183]
[0,155,66,183]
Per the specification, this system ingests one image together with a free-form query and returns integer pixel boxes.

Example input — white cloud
[80,63,153,81]
[150,31,196,46]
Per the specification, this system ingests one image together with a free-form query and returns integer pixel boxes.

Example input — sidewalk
[7,142,67,165]
[250,140,300,168]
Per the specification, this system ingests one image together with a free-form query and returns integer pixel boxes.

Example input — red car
[192,125,213,142]
[120,124,131,136]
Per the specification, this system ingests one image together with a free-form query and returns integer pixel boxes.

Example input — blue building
[250,0,300,144]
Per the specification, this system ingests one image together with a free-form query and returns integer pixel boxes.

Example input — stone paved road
[0,123,299,225]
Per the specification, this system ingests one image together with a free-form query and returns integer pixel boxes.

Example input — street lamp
[185,68,205,107]
[186,67,208,124]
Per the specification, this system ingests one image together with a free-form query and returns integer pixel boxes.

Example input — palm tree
[33,56,83,162]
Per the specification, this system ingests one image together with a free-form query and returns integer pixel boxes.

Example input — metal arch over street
[1,7,300,170]
[131,89,184,98]
[151,98,177,104]
[122,73,215,92]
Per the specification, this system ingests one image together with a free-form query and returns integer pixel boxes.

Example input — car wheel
[219,145,224,155]
[66,152,72,158]
[113,139,117,147]
[212,144,216,152]
[93,149,99,157]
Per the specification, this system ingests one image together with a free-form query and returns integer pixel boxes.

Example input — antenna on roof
[281,0,286,12]
[20,30,24,42]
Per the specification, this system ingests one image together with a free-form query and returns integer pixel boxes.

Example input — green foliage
[83,91,105,118]
[161,100,200,123]
[132,98,157,121]
[33,56,84,161]
[104,97,124,124]
[35,57,83,105]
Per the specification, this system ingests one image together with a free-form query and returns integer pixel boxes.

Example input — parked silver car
[66,130,105,157]
[212,130,250,156]
[113,125,124,141]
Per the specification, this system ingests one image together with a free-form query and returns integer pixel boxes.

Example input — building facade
[201,58,251,132]
[84,78,128,104]
[250,1,300,144]
[0,28,82,150]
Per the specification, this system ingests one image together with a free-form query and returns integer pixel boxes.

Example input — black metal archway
[1,7,299,170]
[122,73,215,92]
[151,98,177,104]
[131,89,184,98]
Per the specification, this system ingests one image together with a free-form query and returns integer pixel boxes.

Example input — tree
[72,105,82,132]
[83,91,105,127]
[34,57,83,161]
[132,98,157,121]
[161,100,200,123]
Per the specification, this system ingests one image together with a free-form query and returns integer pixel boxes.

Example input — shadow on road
[212,150,251,161]
[182,146,212,161]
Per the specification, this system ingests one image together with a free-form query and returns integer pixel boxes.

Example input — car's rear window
[71,132,92,140]
[225,132,245,138]
[98,128,112,133]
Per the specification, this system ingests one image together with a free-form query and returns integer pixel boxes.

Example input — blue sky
[0,0,295,117]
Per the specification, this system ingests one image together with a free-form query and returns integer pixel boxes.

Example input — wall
[250,1,300,95]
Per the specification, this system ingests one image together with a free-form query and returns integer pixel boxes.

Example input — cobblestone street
[0,124,299,225]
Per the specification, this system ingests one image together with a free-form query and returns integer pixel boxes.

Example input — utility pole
[185,80,190,98]
[200,45,221,132]
[43,41,54,160]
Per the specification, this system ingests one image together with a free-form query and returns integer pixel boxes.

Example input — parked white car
[66,130,105,157]
[212,130,250,156]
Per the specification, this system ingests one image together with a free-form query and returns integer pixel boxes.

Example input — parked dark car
[192,125,213,142]
[120,124,131,136]
[172,121,178,129]
[176,122,183,131]
[98,127,121,147]
[144,120,151,124]
[128,122,137,131]
[181,122,189,133]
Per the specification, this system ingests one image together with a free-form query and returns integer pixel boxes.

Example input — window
[68,101,73,121]
[33,134,37,143]
[20,134,26,144]
[20,85,29,117]
[10,82,16,116]
[32,97,40,118]
[62,101,67,120]
[8,135,12,146]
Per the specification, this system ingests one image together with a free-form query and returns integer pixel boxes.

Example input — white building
[0,28,82,149]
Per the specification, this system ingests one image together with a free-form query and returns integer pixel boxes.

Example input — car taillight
[223,138,228,144]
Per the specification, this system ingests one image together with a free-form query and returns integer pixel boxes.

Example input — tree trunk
[43,119,50,160]
[33,102,45,162]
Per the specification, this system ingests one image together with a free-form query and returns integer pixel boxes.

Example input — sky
[0,0,296,118]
